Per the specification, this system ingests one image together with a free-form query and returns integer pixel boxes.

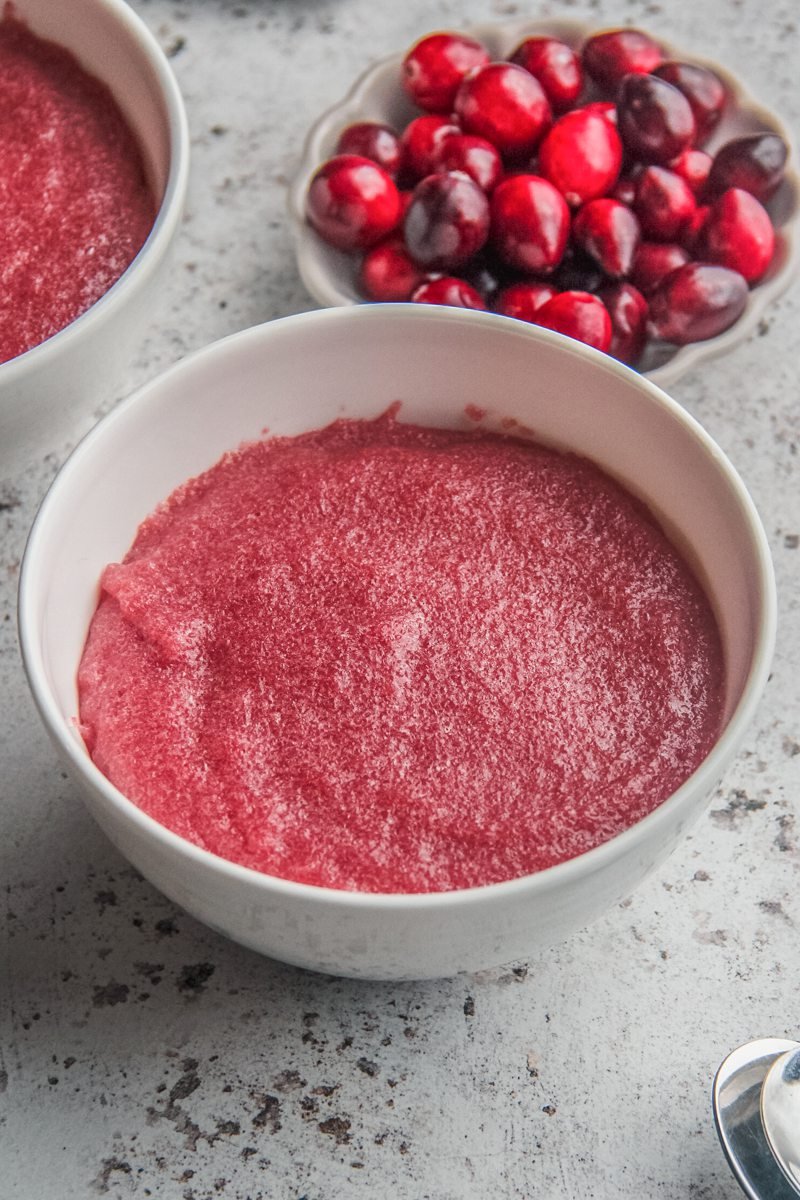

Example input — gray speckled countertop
[1,1,799,1197]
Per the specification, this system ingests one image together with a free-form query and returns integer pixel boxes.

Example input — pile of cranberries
[304,27,789,365]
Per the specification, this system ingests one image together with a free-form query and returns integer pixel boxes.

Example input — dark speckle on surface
[318,1116,352,1145]
[92,981,130,1008]
[176,963,216,994]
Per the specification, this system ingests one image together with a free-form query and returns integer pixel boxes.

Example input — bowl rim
[0,0,190,383]
[18,304,778,910]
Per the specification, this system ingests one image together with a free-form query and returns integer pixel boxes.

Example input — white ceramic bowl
[0,0,189,478]
[287,18,800,389]
[19,305,776,980]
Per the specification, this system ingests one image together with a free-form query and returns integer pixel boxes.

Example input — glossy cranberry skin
[402,32,490,113]
[489,174,570,274]
[669,148,712,195]
[411,275,487,308]
[582,29,663,91]
[631,241,690,295]
[652,62,726,145]
[701,187,775,283]
[400,115,460,182]
[454,62,552,162]
[306,155,402,250]
[572,198,641,278]
[538,107,623,206]
[494,280,557,321]
[634,165,697,241]
[336,122,402,176]
[509,37,583,113]
[617,74,696,165]
[648,262,748,344]
[707,133,789,202]
[598,282,649,364]
[533,290,612,352]
[359,236,424,300]
[431,132,503,193]
[404,171,490,270]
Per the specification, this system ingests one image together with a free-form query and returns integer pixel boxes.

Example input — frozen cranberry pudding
[0,13,155,364]
[78,409,724,894]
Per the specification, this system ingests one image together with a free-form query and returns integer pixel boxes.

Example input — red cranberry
[669,148,712,195]
[572,198,641,278]
[598,282,649,364]
[532,291,612,352]
[648,262,748,344]
[402,32,490,113]
[489,174,570,274]
[411,275,487,308]
[634,165,697,241]
[404,171,490,270]
[683,203,710,252]
[652,62,726,145]
[701,187,775,283]
[631,241,690,294]
[538,107,623,206]
[431,132,503,193]
[400,115,460,182]
[359,236,424,300]
[494,280,557,321]
[582,100,618,124]
[454,62,552,162]
[617,74,696,164]
[306,155,401,250]
[707,133,789,202]
[582,29,663,91]
[336,122,402,176]
[509,37,583,113]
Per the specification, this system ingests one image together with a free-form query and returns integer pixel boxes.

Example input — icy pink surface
[78,411,725,893]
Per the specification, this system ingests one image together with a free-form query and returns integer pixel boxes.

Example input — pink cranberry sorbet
[0,13,155,364]
[78,411,725,893]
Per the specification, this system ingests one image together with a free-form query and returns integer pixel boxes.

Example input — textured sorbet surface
[78,411,725,893]
[0,15,155,363]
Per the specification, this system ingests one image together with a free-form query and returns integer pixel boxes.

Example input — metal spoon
[761,1045,800,1193]
[713,1038,800,1199]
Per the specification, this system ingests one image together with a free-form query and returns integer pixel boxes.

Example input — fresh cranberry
[532,290,612,352]
[582,29,663,91]
[359,235,424,300]
[411,275,487,308]
[598,282,649,364]
[669,148,712,195]
[336,122,402,176]
[572,198,641,278]
[652,62,726,145]
[611,175,638,207]
[494,280,557,321]
[538,107,623,206]
[631,241,690,294]
[634,165,696,241]
[306,155,402,250]
[404,171,490,270]
[647,262,748,343]
[402,32,490,113]
[454,62,552,162]
[683,203,710,251]
[617,74,696,164]
[400,115,460,182]
[489,174,570,274]
[701,187,775,282]
[707,133,789,202]
[509,37,583,113]
[431,132,503,193]
[582,100,618,124]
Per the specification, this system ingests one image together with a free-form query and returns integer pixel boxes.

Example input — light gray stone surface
[1,1,799,1197]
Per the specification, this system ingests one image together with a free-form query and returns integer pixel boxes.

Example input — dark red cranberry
[648,262,748,343]
[669,148,712,195]
[431,132,503,193]
[538,107,623,206]
[631,241,690,295]
[707,133,789,202]
[683,203,710,251]
[359,236,424,300]
[598,282,649,364]
[701,187,775,282]
[652,62,726,146]
[509,37,583,113]
[494,280,557,321]
[634,165,696,241]
[582,29,663,91]
[404,171,490,270]
[306,155,401,250]
[489,174,570,274]
[617,74,696,164]
[454,62,552,162]
[572,198,641,278]
[336,122,402,176]
[532,290,612,352]
[402,32,490,113]
[611,176,638,207]
[411,275,487,308]
[400,115,460,182]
